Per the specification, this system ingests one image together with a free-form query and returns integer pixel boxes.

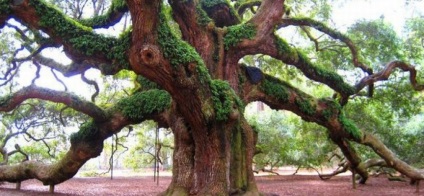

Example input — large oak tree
[0,0,423,195]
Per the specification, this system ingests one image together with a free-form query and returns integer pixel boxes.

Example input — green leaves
[117,90,171,121]
[210,80,240,121]
[158,10,200,67]
[223,23,256,50]
[260,76,289,103]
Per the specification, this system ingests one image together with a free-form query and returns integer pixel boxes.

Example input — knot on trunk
[140,45,160,66]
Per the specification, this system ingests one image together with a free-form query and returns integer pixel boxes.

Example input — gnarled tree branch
[0,89,171,185]
[0,85,107,122]
[355,60,424,94]
[279,17,373,75]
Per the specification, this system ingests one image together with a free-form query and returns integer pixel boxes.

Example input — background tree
[0,0,424,195]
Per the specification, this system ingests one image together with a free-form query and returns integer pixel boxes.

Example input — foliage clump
[30,0,130,69]
[158,7,212,84]
[224,23,256,50]
[260,76,289,103]
[136,75,160,91]
[117,90,171,121]
[320,98,342,120]
[158,11,200,67]
[210,80,242,121]
[70,121,100,144]
[79,0,127,27]
[200,0,228,8]
[339,114,362,140]
[295,99,315,115]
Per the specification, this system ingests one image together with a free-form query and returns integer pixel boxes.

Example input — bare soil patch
[0,175,421,195]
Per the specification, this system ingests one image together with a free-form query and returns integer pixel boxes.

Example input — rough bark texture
[0,0,424,195]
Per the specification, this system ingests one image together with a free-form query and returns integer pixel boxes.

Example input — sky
[333,0,424,34]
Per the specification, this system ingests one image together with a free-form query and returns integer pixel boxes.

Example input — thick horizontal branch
[269,35,355,96]
[279,17,373,75]
[0,85,107,122]
[241,65,354,137]
[8,0,130,74]
[355,60,424,93]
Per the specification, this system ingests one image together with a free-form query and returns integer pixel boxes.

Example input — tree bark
[163,108,258,195]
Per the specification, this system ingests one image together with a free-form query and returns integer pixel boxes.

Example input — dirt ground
[0,175,421,196]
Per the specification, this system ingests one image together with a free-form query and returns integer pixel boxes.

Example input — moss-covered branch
[78,0,128,28]
[279,17,373,75]
[9,0,131,74]
[272,35,355,97]
[116,89,171,122]
[241,65,424,183]
[242,67,356,137]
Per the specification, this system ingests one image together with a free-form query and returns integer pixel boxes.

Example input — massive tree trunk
[164,111,258,195]
[1,0,424,195]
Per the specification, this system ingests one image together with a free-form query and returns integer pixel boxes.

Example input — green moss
[275,36,298,58]
[79,0,127,27]
[0,1,10,15]
[223,23,256,50]
[196,5,212,26]
[136,75,160,91]
[158,10,199,67]
[230,125,247,190]
[158,6,212,85]
[275,36,355,95]
[298,53,354,95]
[201,0,228,8]
[106,29,132,69]
[260,76,289,103]
[339,114,362,140]
[30,0,130,69]
[210,80,242,121]
[295,98,315,115]
[211,80,233,121]
[320,98,342,120]
[70,121,100,144]
[117,89,171,120]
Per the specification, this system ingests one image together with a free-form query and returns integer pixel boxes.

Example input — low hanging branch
[0,86,107,122]
[0,89,171,185]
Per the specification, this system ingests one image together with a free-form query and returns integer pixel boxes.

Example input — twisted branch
[0,85,107,122]
[355,60,424,94]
